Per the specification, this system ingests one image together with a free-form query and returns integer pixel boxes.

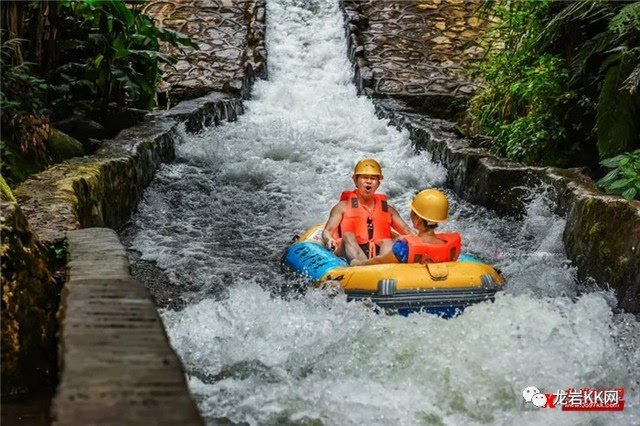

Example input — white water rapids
[127,0,640,424]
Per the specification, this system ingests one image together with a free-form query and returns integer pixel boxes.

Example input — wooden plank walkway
[52,228,202,425]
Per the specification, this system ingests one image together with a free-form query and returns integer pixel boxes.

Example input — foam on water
[129,0,640,424]
[163,284,639,425]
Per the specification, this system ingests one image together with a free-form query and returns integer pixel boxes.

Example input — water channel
[125,0,640,424]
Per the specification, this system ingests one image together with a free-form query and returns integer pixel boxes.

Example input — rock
[468,16,480,27]
[360,66,374,86]
[52,115,108,143]
[102,108,148,137]
[432,36,451,44]
[0,175,16,202]
[85,138,103,154]
[256,6,265,22]
[223,79,244,95]
[47,128,84,161]
[0,138,51,186]
[564,195,640,312]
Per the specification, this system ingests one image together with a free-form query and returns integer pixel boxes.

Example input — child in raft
[350,189,461,266]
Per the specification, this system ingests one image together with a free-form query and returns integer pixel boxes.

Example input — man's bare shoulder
[330,200,347,213]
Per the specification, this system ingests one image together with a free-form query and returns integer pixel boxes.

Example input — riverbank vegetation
[0,0,195,186]
[466,0,639,199]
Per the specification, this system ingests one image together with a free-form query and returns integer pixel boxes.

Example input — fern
[545,0,611,34]
[569,31,618,80]
[622,60,640,94]
[609,1,640,36]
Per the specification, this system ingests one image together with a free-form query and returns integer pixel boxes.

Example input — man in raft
[350,189,461,266]
[322,158,413,262]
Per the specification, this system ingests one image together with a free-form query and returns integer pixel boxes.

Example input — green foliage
[0,36,51,151]
[597,150,640,200]
[609,1,640,37]
[544,0,640,161]
[468,0,640,168]
[61,0,197,111]
[48,243,66,262]
[468,1,575,165]
[1,0,197,185]
[0,37,48,118]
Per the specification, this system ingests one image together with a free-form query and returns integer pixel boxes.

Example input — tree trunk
[2,1,25,64]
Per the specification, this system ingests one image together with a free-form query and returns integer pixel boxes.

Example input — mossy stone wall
[1,202,60,395]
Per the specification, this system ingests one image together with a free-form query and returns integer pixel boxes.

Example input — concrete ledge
[52,228,202,425]
[157,92,245,133]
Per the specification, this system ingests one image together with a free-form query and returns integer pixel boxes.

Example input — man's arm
[322,201,346,250]
[389,206,413,235]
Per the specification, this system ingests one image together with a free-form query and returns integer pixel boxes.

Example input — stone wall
[1,202,61,395]
[342,0,487,117]
[144,0,267,103]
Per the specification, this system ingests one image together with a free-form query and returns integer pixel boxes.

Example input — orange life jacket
[331,190,392,257]
[403,233,461,264]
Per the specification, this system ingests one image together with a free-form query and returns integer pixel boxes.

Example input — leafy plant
[63,0,197,112]
[543,0,640,160]
[468,0,639,167]
[0,36,50,152]
[596,48,640,159]
[48,243,66,262]
[468,1,575,165]
[597,150,640,200]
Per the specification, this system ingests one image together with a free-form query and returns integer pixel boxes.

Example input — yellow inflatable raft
[283,225,505,317]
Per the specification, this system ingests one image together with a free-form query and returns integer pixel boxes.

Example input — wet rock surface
[562,193,640,313]
[341,0,487,116]
[144,0,267,103]
[119,221,190,311]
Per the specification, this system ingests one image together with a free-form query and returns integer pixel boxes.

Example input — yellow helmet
[352,158,383,180]
[410,189,449,223]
